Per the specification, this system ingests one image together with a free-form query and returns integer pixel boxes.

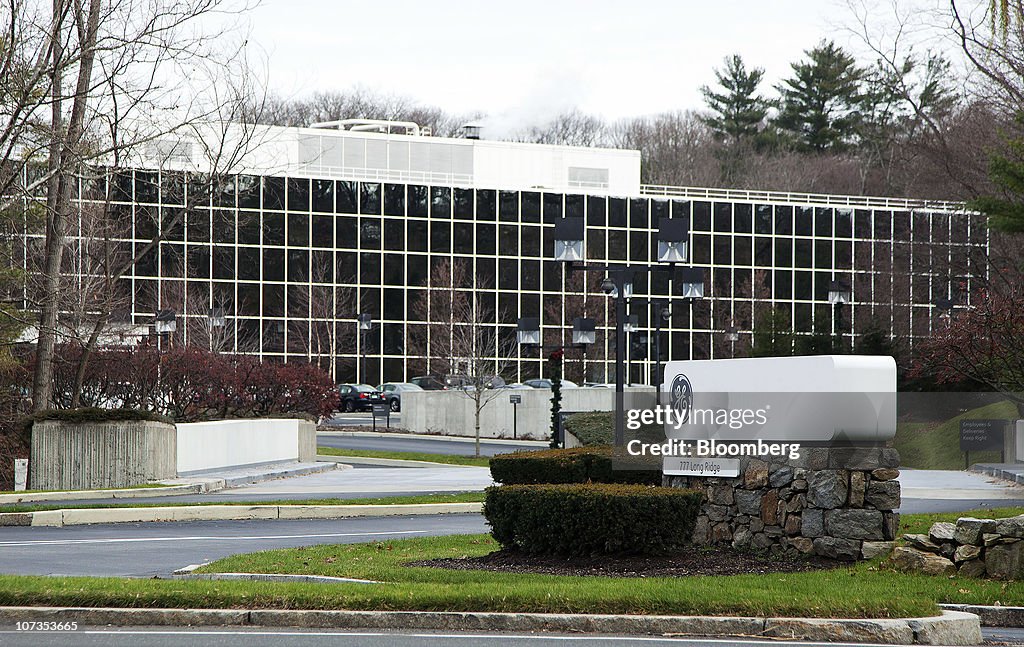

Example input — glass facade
[11,169,988,385]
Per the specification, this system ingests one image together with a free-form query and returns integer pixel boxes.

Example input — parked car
[410,375,446,390]
[337,384,385,412]
[376,382,423,412]
[523,378,579,389]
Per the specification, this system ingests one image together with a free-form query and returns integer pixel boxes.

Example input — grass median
[1,507,1023,618]
[0,492,485,513]
[317,446,493,467]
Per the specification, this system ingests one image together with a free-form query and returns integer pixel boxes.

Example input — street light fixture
[656,218,689,264]
[571,317,596,347]
[516,317,541,347]
[827,279,852,351]
[678,267,705,300]
[552,217,585,263]
[208,307,226,329]
[357,314,372,384]
[154,310,176,350]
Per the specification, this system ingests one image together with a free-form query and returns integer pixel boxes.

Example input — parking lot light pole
[827,279,851,351]
[553,216,699,446]
[357,314,372,384]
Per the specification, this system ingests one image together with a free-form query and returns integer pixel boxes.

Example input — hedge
[489,446,661,485]
[18,408,173,436]
[563,411,666,447]
[483,483,703,555]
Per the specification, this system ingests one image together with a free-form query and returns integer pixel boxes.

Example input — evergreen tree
[970,112,1024,233]
[700,54,769,144]
[751,307,795,357]
[775,41,865,153]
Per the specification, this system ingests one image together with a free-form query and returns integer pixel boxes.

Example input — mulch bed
[410,547,843,578]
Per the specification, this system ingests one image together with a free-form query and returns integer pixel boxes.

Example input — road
[317,432,544,456]
[0,515,488,577]
[43,464,494,506]
[0,627,1019,647]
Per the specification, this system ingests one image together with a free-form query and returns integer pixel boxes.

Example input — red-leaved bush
[45,346,339,422]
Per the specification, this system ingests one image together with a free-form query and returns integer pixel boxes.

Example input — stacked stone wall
[664,447,900,560]
[895,515,1024,579]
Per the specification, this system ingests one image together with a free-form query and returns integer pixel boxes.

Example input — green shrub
[483,483,703,555]
[563,411,666,447]
[563,411,612,446]
[489,446,660,485]
[19,408,173,435]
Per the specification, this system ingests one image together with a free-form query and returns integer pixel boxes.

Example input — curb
[970,464,1024,486]
[0,502,482,527]
[940,603,1024,627]
[318,430,548,446]
[0,461,341,506]
[316,455,482,468]
[0,607,981,644]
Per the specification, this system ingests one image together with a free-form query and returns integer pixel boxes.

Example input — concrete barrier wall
[176,418,314,474]
[30,420,176,490]
[402,387,655,439]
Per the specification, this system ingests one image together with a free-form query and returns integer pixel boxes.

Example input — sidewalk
[317,429,549,446]
[0,460,340,505]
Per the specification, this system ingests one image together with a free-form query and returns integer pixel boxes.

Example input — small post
[14,459,28,492]
[510,393,521,439]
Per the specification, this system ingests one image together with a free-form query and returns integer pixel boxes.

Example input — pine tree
[751,307,795,357]
[970,112,1024,232]
[700,54,769,143]
[775,41,865,153]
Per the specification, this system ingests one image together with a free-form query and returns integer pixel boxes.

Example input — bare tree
[0,0,264,410]
[410,259,514,456]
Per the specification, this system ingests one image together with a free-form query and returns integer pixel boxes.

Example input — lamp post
[208,307,225,353]
[572,316,596,381]
[724,325,740,358]
[357,313,372,384]
[553,215,700,446]
[154,310,176,351]
[624,313,638,386]
[827,279,852,352]
[652,301,670,405]
[933,297,954,327]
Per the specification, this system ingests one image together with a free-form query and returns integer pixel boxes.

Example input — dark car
[410,375,446,390]
[377,382,424,412]
[337,383,385,412]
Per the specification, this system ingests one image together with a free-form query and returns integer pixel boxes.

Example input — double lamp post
[516,216,704,446]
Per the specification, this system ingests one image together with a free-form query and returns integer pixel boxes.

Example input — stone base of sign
[664,446,900,561]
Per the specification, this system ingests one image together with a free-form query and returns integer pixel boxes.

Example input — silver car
[376,382,424,412]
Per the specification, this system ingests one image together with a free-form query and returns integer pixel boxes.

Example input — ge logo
[670,374,692,423]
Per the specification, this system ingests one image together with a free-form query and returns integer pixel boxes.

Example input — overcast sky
[246,0,964,130]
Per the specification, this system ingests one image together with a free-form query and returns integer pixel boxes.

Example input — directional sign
[959,419,1005,452]
[509,394,522,404]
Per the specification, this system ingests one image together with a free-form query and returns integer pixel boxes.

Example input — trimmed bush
[563,411,613,446]
[19,408,173,435]
[483,483,703,555]
[563,411,666,447]
[489,446,661,485]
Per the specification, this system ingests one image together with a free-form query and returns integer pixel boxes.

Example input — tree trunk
[474,397,481,458]
[69,315,108,408]
[30,0,102,412]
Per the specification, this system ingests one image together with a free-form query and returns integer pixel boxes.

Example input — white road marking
[0,530,427,548]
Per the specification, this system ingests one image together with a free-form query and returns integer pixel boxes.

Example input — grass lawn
[317,446,492,467]
[0,492,485,514]
[893,400,1016,470]
[2,507,1024,618]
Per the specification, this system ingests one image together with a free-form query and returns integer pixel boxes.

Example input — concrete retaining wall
[402,387,655,438]
[176,419,317,474]
[30,420,176,490]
